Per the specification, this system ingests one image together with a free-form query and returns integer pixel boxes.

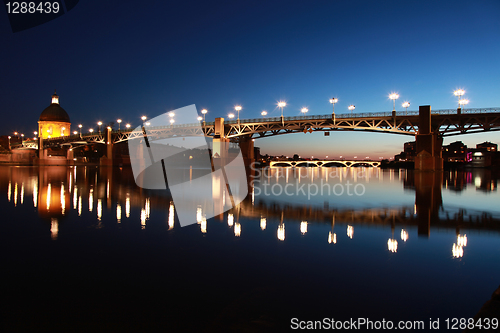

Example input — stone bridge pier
[414,105,443,171]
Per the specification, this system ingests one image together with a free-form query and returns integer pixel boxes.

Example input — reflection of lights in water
[125,195,130,218]
[20,183,24,204]
[277,224,285,241]
[61,185,65,215]
[196,206,203,223]
[73,186,78,209]
[300,221,308,235]
[116,204,122,223]
[33,181,38,207]
[413,204,417,215]
[347,225,353,239]
[107,180,110,199]
[46,183,51,211]
[401,229,408,242]
[222,188,226,207]
[452,243,463,258]
[141,209,146,229]
[14,183,18,206]
[145,198,150,219]
[8,181,11,202]
[234,222,241,237]
[89,188,93,212]
[328,231,337,244]
[78,196,82,216]
[474,176,481,188]
[457,234,467,247]
[168,202,175,230]
[97,199,102,221]
[260,217,266,230]
[388,239,398,252]
[50,218,58,240]
[251,187,254,205]
[228,213,234,227]
[200,218,207,233]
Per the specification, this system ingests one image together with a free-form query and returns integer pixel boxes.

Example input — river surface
[1,165,499,332]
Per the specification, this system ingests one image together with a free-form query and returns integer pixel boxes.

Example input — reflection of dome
[39,92,70,123]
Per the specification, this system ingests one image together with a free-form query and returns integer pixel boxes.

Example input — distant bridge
[270,160,381,167]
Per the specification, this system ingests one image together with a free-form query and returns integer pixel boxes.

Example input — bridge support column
[66,148,74,165]
[100,127,114,166]
[414,105,443,171]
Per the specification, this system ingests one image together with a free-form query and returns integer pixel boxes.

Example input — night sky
[1,0,500,158]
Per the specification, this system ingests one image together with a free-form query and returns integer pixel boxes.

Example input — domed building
[38,91,71,139]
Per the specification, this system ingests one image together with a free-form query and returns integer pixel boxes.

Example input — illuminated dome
[39,91,70,123]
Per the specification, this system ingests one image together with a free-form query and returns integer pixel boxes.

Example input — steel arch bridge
[269,160,381,168]
[23,108,500,149]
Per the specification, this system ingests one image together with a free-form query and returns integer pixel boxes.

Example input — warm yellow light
[145,122,151,126]
[201,109,208,114]
[228,113,235,119]
[329,98,338,104]
[402,101,410,108]
[117,119,122,124]
[348,105,355,111]
[301,107,308,114]
[234,223,241,237]
[459,98,469,106]
[453,89,465,97]
[141,116,147,121]
[328,231,337,244]
[89,129,94,133]
[97,121,102,126]
[452,243,463,258]
[261,111,267,116]
[169,119,174,124]
[389,93,399,100]
[347,225,353,239]
[388,238,398,252]
[260,217,266,230]
[235,105,242,111]
[277,224,285,241]
[126,124,131,128]
[278,101,286,108]
[73,131,77,135]
[197,116,203,121]
[228,213,234,227]
[78,124,82,128]
[169,112,175,117]
[300,221,308,234]
[401,229,408,242]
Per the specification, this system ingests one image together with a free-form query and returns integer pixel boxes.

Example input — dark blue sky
[1,0,499,158]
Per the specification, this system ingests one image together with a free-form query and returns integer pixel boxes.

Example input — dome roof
[39,103,71,123]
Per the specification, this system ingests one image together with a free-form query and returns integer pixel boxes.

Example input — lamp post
[301,107,308,115]
[201,109,208,123]
[459,98,469,109]
[348,105,355,116]
[278,101,286,118]
[228,113,235,120]
[97,121,102,134]
[126,124,131,130]
[454,89,465,108]
[8,136,11,150]
[197,116,203,122]
[89,128,94,134]
[117,119,122,131]
[402,101,410,115]
[261,111,267,118]
[78,124,82,136]
[389,93,399,112]
[235,105,242,122]
[21,133,24,143]
[329,98,338,115]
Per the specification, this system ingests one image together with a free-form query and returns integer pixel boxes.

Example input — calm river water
[1,165,499,332]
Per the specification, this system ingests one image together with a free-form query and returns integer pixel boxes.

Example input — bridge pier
[100,127,114,166]
[414,105,443,171]
[414,171,443,237]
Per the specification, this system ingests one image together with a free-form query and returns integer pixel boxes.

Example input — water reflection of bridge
[3,166,499,241]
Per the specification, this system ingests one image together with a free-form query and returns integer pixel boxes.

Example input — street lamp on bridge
[301,107,308,115]
[261,110,267,118]
[78,124,82,136]
[197,116,203,121]
[402,101,410,115]
[389,93,399,111]
[235,105,242,122]
[278,101,286,118]
[117,119,122,131]
[97,121,102,134]
[454,89,465,108]
[348,104,355,115]
[201,109,208,123]
[228,113,235,120]
[459,98,469,109]
[329,98,338,115]
[126,123,131,130]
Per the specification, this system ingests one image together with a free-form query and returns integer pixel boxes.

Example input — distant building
[476,142,497,152]
[442,141,468,162]
[38,91,71,139]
